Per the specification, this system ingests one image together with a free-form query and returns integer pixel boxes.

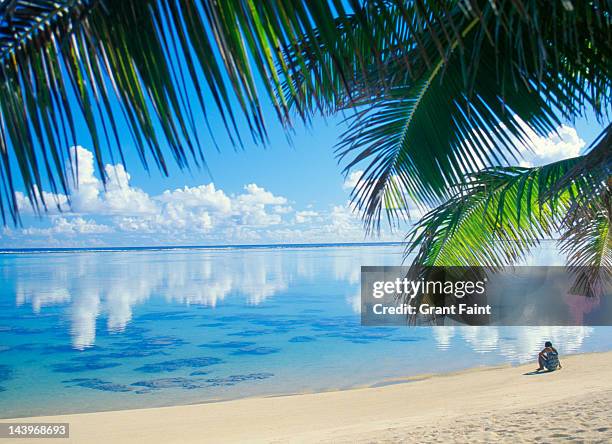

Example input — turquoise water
[0,244,610,418]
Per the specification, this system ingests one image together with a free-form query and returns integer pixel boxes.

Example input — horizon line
[0,241,404,254]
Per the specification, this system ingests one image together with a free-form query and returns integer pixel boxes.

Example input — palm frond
[0,0,378,224]
[556,128,612,295]
[559,187,611,296]
[336,41,563,231]
[406,132,611,267]
[281,0,611,231]
[406,165,566,267]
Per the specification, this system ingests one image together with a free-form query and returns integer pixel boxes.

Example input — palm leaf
[406,165,568,267]
[281,0,611,231]
[0,0,383,224]
[559,187,611,296]
[557,128,612,295]
[336,40,560,231]
[406,128,610,270]
[406,139,609,267]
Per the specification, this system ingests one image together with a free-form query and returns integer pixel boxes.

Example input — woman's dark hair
[545,341,552,347]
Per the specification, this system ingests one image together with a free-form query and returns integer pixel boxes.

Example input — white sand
[2,351,611,443]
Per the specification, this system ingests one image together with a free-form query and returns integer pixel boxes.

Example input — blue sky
[0,68,608,248]
[2,101,392,247]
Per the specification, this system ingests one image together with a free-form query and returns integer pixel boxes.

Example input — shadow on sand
[523,369,560,376]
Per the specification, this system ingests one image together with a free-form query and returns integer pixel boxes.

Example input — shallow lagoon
[1,244,610,418]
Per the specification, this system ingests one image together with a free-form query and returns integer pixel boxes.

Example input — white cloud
[22,217,112,236]
[15,186,69,214]
[330,203,360,231]
[9,147,295,241]
[517,124,585,167]
[69,147,157,215]
[342,170,363,191]
[239,183,287,206]
[17,121,588,247]
[137,183,234,233]
[16,147,157,217]
[233,184,287,227]
[273,205,293,214]
[53,217,113,234]
[294,210,319,224]
[9,123,586,244]
[6,146,402,247]
[68,146,102,213]
[158,184,231,212]
[102,164,157,215]
[456,122,586,174]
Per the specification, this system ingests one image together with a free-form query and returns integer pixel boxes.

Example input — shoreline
[0,353,579,420]
[2,351,611,443]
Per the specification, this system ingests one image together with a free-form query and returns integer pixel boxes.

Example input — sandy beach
[2,351,611,443]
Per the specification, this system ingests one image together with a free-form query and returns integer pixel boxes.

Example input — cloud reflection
[433,325,594,363]
[6,243,595,358]
[8,247,387,348]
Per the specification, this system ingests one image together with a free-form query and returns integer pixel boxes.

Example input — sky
[0,41,608,249]
[0,110,603,249]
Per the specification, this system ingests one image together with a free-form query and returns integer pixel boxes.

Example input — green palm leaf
[0,0,381,224]
[559,187,611,296]
[406,165,567,267]
[336,41,560,230]
[556,128,612,295]
[407,129,610,270]
[282,0,611,231]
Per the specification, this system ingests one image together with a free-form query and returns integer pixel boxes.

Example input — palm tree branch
[280,1,611,232]
[407,160,585,267]
[0,0,389,224]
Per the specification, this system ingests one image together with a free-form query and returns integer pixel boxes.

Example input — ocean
[1,243,610,418]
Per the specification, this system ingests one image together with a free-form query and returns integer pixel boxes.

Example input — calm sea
[1,243,610,418]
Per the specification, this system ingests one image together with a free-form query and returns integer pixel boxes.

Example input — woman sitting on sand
[537,341,562,371]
